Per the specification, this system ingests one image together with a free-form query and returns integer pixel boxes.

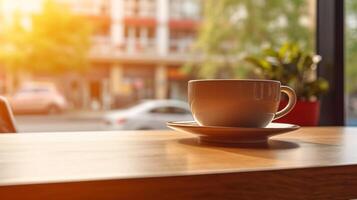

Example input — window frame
[316,0,345,125]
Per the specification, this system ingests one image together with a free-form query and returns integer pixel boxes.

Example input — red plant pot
[274,100,320,126]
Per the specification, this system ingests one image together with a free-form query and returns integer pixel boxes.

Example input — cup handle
[273,86,297,120]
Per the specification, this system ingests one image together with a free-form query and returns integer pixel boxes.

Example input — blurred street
[14,111,106,133]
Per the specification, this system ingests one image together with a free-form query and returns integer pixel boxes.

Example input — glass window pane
[0,0,315,132]
[346,0,357,125]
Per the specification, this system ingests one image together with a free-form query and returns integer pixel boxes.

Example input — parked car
[103,99,193,130]
[10,83,67,114]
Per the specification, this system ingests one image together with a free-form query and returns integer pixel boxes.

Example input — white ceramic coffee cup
[188,79,296,128]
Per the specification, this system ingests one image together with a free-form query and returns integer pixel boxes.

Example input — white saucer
[167,121,300,144]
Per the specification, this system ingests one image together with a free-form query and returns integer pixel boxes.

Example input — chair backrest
[0,96,16,133]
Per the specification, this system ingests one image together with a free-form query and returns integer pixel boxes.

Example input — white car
[10,83,67,114]
[103,99,193,130]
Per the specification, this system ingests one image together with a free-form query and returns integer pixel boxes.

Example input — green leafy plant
[245,42,329,101]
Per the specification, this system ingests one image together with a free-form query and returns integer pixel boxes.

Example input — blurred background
[0,0,354,132]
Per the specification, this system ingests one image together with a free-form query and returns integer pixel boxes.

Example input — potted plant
[245,42,329,126]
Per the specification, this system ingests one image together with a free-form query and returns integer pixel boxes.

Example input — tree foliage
[183,0,314,79]
[0,0,93,74]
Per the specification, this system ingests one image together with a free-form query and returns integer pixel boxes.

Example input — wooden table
[1,127,357,199]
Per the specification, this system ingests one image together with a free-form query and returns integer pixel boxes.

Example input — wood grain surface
[1,127,357,199]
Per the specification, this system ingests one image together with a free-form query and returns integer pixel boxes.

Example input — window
[0,0,316,132]
[346,0,357,125]
[170,0,200,20]
[124,0,156,17]
[169,29,195,53]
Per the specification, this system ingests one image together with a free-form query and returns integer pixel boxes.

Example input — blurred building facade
[0,0,201,109]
